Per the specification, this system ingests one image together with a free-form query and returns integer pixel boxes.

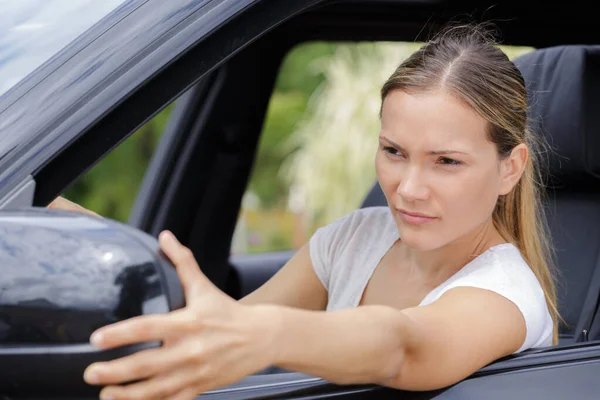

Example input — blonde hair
[381,23,560,344]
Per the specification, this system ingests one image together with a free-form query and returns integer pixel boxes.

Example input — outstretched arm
[269,286,525,390]
[83,231,526,399]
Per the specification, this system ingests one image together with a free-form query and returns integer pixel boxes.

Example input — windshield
[0,0,128,97]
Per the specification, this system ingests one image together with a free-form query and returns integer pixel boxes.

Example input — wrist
[247,304,285,368]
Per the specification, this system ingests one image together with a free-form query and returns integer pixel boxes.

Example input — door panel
[200,356,600,399]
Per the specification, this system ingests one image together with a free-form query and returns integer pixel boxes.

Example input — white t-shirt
[309,206,553,353]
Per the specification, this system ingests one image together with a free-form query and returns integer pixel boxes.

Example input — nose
[396,167,430,202]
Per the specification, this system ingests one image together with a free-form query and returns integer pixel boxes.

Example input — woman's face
[375,90,525,251]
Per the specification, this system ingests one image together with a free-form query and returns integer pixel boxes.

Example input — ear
[499,144,528,195]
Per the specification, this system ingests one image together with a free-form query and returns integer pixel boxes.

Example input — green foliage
[244,41,337,209]
[274,42,337,95]
[248,91,306,208]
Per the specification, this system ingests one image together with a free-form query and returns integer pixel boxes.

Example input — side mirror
[0,208,184,398]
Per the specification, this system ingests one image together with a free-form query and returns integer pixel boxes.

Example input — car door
[192,340,600,399]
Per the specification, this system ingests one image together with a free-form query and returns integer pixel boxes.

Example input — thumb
[158,230,212,297]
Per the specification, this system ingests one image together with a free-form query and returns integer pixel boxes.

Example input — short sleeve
[420,246,553,353]
[308,208,388,293]
[308,214,352,291]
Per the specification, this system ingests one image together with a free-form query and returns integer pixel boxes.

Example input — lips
[396,208,437,225]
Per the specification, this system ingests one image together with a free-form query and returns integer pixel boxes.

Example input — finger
[158,231,210,295]
[48,196,75,209]
[98,365,201,400]
[48,196,101,217]
[90,313,177,349]
[84,345,181,385]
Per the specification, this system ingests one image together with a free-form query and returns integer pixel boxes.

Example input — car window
[0,0,127,97]
[230,41,535,255]
[63,103,174,223]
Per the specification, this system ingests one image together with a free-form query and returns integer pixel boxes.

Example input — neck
[399,219,506,285]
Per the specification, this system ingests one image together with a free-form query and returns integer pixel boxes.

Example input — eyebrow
[379,136,469,156]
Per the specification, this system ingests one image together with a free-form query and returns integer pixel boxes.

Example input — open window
[229,40,535,297]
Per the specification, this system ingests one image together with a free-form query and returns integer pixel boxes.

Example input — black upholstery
[362,181,387,209]
[361,46,600,342]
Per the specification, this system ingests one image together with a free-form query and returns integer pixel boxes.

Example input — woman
[50,24,558,399]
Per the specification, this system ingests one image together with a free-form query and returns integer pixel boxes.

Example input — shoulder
[312,206,395,243]
[332,206,393,227]
[308,206,397,290]
[421,244,553,352]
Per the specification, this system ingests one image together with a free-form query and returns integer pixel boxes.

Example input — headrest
[513,45,600,188]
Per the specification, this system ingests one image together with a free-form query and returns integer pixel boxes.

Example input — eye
[383,146,404,158]
[438,157,463,166]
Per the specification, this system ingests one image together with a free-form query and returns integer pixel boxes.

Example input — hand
[83,231,280,400]
[48,196,101,218]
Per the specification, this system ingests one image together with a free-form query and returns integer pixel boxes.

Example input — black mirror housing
[0,208,184,397]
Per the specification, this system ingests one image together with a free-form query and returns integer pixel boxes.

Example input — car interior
[114,0,600,356]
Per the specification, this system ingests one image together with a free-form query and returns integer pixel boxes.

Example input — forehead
[380,90,491,151]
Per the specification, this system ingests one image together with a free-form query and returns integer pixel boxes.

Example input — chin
[396,227,446,251]
[391,211,443,250]
[400,235,443,251]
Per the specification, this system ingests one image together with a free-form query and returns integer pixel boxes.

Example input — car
[1,0,600,399]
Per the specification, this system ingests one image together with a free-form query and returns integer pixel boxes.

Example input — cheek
[441,168,500,221]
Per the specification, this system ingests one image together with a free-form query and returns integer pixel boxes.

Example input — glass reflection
[0,0,127,97]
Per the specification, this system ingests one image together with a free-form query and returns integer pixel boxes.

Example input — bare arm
[264,286,526,390]
[82,231,528,398]
[239,243,328,311]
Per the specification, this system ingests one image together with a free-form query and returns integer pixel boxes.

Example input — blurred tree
[245,42,337,208]
[282,42,420,231]
[275,42,337,96]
